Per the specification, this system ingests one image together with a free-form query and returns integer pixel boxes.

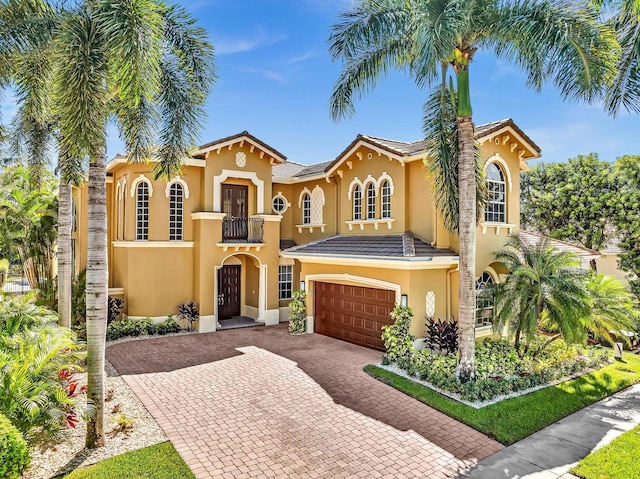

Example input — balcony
[222,217,264,244]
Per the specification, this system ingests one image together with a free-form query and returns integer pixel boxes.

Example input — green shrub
[0,300,58,336]
[0,412,30,478]
[154,316,181,335]
[381,305,415,367]
[392,337,610,402]
[0,312,86,444]
[71,270,86,340]
[288,290,307,334]
[106,318,153,341]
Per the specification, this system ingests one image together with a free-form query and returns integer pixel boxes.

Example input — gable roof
[273,118,540,183]
[196,131,287,164]
[518,230,600,259]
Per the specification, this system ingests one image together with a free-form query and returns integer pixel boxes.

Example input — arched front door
[218,265,241,319]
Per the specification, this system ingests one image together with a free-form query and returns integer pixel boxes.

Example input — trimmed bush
[153,316,181,335]
[106,318,154,341]
[288,290,307,334]
[0,412,30,478]
[381,305,415,368]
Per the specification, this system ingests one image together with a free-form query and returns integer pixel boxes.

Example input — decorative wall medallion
[235,151,247,168]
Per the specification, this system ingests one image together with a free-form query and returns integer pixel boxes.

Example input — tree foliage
[521,154,615,250]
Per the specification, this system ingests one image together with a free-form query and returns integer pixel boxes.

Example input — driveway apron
[107,324,502,478]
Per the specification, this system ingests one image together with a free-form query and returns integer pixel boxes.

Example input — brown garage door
[314,282,396,351]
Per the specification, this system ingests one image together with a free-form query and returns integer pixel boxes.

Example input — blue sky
[4,0,637,167]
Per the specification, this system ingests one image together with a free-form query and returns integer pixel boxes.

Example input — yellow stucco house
[73,118,557,350]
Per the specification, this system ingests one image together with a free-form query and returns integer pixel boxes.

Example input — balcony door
[222,185,248,241]
[222,184,247,218]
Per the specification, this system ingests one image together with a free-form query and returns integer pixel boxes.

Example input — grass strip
[58,442,194,479]
[571,423,640,479]
[364,351,640,445]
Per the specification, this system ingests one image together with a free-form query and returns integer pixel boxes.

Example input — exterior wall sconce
[300,280,306,292]
[400,294,408,308]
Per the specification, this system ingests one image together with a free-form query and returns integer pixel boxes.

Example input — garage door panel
[314,282,395,351]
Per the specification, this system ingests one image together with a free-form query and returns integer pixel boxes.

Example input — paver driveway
[107,324,502,478]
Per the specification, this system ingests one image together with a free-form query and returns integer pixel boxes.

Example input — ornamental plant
[381,304,415,369]
[177,301,199,332]
[107,297,125,325]
[424,317,459,355]
[288,290,307,334]
[0,412,30,479]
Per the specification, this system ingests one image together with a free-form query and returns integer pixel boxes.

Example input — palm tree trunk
[58,180,72,329]
[85,148,108,448]
[455,114,477,383]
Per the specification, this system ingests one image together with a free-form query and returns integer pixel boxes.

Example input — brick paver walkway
[107,325,502,478]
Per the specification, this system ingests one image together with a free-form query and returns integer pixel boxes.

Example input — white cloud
[237,66,285,84]
[490,59,517,82]
[214,27,288,55]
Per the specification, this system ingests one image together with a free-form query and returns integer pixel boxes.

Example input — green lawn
[571,424,640,479]
[58,442,194,479]
[365,351,640,445]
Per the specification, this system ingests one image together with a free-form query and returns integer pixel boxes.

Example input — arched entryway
[215,253,266,328]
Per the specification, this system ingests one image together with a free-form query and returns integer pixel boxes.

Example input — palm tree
[595,0,640,115]
[329,0,617,381]
[487,234,591,355]
[1,0,215,447]
[584,273,638,345]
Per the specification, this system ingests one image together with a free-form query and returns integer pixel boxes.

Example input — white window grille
[353,185,362,220]
[279,265,293,300]
[136,181,149,240]
[169,183,183,241]
[476,272,494,327]
[366,183,376,220]
[485,163,506,223]
[381,180,391,219]
[302,193,311,224]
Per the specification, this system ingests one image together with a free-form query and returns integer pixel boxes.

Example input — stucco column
[258,265,266,323]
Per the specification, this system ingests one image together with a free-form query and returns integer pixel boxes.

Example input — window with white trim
[278,265,293,300]
[366,183,376,220]
[353,185,362,220]
[136,181,149,240]
[272,194,288,215]
[485,163,506,223]
[381,180,391,219]
[302,193,311,224]
[475,272,494,327]
[169,183,184,241]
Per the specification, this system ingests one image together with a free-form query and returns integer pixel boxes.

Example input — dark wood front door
[218,265,241,319]
[314,282,396,351]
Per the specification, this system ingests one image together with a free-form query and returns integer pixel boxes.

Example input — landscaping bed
[366,350,640,444]
[382,338,610,404]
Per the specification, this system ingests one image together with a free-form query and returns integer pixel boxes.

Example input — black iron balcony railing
[222,217,264,243]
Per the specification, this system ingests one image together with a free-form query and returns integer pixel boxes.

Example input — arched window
[353,185,362,220]
[302,192,311,225]
[366,183,376,220]
[475,272,494,327]
[381,180,391,219]
[136,181,149,240]
[485,163,506,223]
[169,183,184,241]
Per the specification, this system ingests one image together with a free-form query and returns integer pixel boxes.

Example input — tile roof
[283,233,457,260]
[518,231,600,258]
[272,161,307,178]
[197,131,288,162]
[475,118,541,154]
[279,239,297,251]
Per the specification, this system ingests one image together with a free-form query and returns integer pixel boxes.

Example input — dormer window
[485,162,506,223]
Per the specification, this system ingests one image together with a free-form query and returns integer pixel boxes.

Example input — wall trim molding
[113,241,194,248]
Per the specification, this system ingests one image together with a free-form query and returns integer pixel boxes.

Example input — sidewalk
[460,383,640,479]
